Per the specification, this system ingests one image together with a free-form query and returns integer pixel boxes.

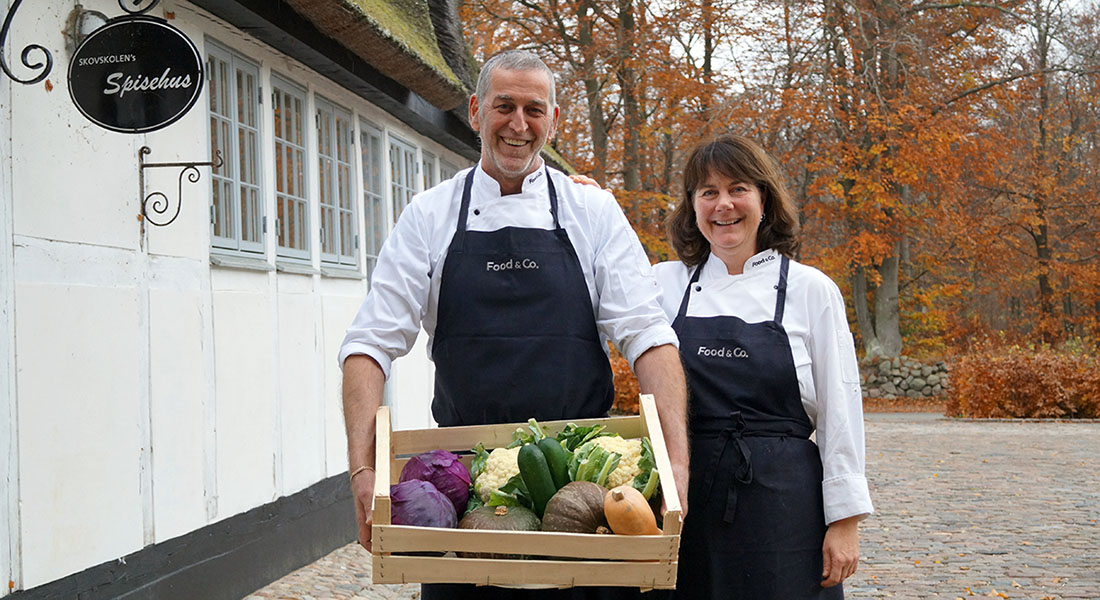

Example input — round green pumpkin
[457,505,541,558]
[541,481,610,534]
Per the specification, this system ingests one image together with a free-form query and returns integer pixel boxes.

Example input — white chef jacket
[653,249,874,524]
[339,162,678,378]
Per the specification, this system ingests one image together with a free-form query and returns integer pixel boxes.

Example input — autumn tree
[963,0,1100,343]
[458,0,1100,357]
[460,0,714,259]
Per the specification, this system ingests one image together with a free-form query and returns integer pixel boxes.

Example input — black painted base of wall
[10,474,356,600]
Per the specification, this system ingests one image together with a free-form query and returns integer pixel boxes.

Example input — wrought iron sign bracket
[3,1,165,84]
[139,146,222,227]
[1,0,52,84]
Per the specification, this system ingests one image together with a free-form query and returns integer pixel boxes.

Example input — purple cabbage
[390,480,457,528]
[399,449,471,515]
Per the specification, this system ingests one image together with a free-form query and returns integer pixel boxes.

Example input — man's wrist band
[350,465,374,481]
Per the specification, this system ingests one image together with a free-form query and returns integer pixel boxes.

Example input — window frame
[389,135,418,223]
[439,159,458,182]
[421,150,437,192]
[206,41,264,255]
[316,95,357,267]
[360,119,387,281]
[271,73,311,261]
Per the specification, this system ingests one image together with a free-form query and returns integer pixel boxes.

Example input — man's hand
[351,469,375,551]
[821,515,861,587]
[633,344,690,519]
[342,355,386,551]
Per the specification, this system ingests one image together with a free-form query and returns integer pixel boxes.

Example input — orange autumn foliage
[609,344,640,415]
[460,2,1100,387]
[947,346,1100,419]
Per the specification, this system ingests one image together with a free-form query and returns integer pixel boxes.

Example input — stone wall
[861,356,950,399]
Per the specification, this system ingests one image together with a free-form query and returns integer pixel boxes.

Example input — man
[339,50,688,599]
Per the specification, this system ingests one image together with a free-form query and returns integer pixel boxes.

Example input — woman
[654,135,873,598]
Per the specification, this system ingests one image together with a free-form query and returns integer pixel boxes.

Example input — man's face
[469,67,559,188]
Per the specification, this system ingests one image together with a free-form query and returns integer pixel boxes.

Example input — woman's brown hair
[667,134,800,267]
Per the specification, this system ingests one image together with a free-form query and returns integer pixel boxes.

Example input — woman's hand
[821,515,861,587]
[569,173,603,189]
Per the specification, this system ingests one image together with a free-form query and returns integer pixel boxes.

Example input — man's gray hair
[474,49,557,108]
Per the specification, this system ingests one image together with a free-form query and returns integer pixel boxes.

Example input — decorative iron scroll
[139,146,223,227]
[118,0,161,16]
[1,0,165,84]
[1,0,53,84]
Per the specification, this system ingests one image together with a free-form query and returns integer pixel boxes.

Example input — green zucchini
[537,437,571,490]
[517,443,555,517]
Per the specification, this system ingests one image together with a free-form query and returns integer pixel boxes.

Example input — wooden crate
[371,394,681,590]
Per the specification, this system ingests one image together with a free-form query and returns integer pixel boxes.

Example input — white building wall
[3,0,466,593]
[2,35,19,596]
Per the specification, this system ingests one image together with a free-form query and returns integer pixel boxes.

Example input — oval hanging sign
[68,16,203,134]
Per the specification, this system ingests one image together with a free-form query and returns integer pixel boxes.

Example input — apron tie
[699,411,755,524]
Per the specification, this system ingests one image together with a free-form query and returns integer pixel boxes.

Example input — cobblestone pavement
[244,413,1100,600]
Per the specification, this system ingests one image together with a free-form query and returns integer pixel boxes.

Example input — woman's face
[693,170,764,272]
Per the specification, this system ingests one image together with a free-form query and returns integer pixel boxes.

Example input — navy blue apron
[428,167,614,427]
[669,255,841,600]
[423,167,643,600]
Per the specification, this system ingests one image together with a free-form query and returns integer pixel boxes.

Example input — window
[272,76,309,259]
[422,151,437,191]
[316,97,356,266]
[361,121,386,279]
[439,159,458,181]
[389,136,418,222]
[207,42,263,253]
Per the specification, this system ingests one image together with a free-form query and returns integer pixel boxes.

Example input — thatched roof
[283,0,473,110]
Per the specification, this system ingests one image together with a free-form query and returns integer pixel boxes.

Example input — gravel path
[245,413,1100,599]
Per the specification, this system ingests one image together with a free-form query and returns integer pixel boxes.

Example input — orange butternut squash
[603,485,660,535]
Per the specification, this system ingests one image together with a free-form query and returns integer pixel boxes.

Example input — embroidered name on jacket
[697,345,749,358]
[750,254,777,268]
[486,258,540,271]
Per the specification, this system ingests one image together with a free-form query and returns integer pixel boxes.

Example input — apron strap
[675,262,705,321]
[454,167,477,247]
[698,411,755,524]
[545,168,562,230]
[774,254,790,325]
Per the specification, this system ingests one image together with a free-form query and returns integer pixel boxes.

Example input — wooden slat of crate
[391,414,645,456]
[373,555,678,589]
[373,525,677,560]
[639,394,682,536]
[374,405,392,526]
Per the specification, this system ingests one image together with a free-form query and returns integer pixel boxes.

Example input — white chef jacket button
[694,285,702,292]
[473,209,480,216]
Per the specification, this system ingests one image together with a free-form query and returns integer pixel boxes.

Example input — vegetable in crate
[456,505,541,558]
[568,435,661,500]
[399,449,471,516]
[517,443,557,517]
[471,444,522,504]
[390,480,457,528]
[568,439,621,487]
[604,484,660,535]
[537,437,571,490]
[541,481,610,534]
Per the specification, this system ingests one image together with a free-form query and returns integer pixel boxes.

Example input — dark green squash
[457,505,541,558]
[541,481,610,534]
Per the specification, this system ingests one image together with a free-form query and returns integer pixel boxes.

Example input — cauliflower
[592,436,644,489]
[473,446,522,503]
